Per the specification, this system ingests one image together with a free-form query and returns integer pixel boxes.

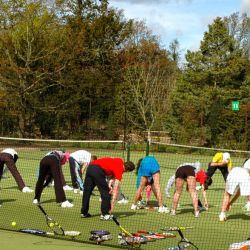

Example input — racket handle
[38,205,47,216]
[112,217,120,226]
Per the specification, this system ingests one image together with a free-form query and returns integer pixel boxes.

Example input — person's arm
[110,179,120,213]
[81,162,88,174]
[165,174,175,197]
[210,160,228,167]
[227,189,240,210]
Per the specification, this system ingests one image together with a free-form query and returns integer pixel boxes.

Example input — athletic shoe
[73,188,79,194]
[158,206,170,213]
[33,199,40,204]
[194,210,200,218]
[137,200,146,209]
[117,198,129,204]
[22,186,33,193]
[63,185,73,191]
[130,204,137,210]
[170,209,176,216]
[100,214,113,220]
[81,213,91,218]
[61,200,74,208]
[99,197,102,202]
[243,202,250,212]
[79,190,83,195]
[196,185,202,191]
[219,213,226,222]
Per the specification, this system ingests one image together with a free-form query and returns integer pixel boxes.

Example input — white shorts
[226,167,250,196]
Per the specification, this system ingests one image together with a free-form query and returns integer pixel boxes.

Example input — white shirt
[70,150,91,165]
[1,148,18,158]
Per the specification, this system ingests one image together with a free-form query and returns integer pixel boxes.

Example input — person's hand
[204,203,209,210]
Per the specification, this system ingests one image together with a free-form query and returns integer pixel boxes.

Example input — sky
[109,0,250,54]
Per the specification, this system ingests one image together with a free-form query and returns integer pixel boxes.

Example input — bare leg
[172,178,184,211]
[152,172,163,207]
[134,176,147,205]
[187,176,198,213]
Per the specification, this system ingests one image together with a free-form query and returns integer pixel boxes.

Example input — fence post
[126,143,131,161]
[145,140,150,156]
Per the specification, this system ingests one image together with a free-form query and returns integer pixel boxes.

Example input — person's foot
[194,210,200,218]
[117,198,129,204]
[170,209,176,216]
[219,212,226,222]
[61,200,74,208]
[22,187,33,193]
[100,214,113,220]
[81,213,91,218]
[63,185,73,191]
[158,206,169,213]
[33,199,40,204]
[130,204,137,210]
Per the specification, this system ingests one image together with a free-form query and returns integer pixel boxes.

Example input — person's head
[124,161,135,172]
[61,152,70,165]
[91,155,97,161]
[204,176,213,190]
[135,158,143,175]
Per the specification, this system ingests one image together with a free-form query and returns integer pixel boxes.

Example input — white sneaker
[219,213,226,222]
[100,214,113,220]
[79,190,83,195]
[131,204,137,210]
[158,206,169,213]
[194,210,200,218]
[22,187,33,193]
[33,199,40,204]
[99,197,102,202]
[170,209,176,216]
[61,200,74,208]
[73,188,79,194]
[196,185,202,191]
[63,185,73,191]
[117,198,129,204]
[243,202,250,212]
[166,193,171,198]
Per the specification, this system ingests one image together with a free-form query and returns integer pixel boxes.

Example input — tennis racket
[37,204,65,235]
[162,227,198,250]
[20,228,81,238]
[112,217,133,237]
[137,230,176,239]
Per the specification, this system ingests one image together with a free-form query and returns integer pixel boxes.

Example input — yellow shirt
[212,152,232,170]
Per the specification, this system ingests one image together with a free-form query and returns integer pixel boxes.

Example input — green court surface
[0,229,113,250]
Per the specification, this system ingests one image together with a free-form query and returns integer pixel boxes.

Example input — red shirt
[196,169,207,185]
[91,158,124,181]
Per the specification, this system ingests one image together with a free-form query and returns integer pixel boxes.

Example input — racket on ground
[19,228,54,236]
[137,230,176,239]
[37,204,65,235]
[112,217,133,237]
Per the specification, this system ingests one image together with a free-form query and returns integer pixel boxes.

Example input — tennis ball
[11,221,16,227]
[49,222,55,227]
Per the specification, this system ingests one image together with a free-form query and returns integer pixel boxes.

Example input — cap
[193,161,201,173]
[223,152,230,161]
[243,159,250,170]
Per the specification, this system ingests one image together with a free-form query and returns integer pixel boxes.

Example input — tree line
[0,0,249,150]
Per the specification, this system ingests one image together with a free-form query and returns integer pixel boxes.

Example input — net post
[145,140,150,156]
[126,143,131,161]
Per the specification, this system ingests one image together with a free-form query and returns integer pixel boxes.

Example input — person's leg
[34,163,48,201]
[50,161,67,203]
[69,157,79,189]
[134,176,147,205]
[219,191,231,221]
[172,178,184,212]
[81,167,95,216]
[187,176,198,214]
[5,159,26,190]
[0,162,4,179]
[219,167,228,182]
[152,172,164,207]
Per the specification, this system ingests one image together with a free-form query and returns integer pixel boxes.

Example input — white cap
[193,161,201,173]
[1,148,18,158]
[243,159,250,170]
[223,152,230,161]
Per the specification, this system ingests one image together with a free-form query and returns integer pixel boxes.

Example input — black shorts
[175,165,195,180]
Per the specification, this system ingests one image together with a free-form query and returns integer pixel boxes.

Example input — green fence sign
[232,101,240,111]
